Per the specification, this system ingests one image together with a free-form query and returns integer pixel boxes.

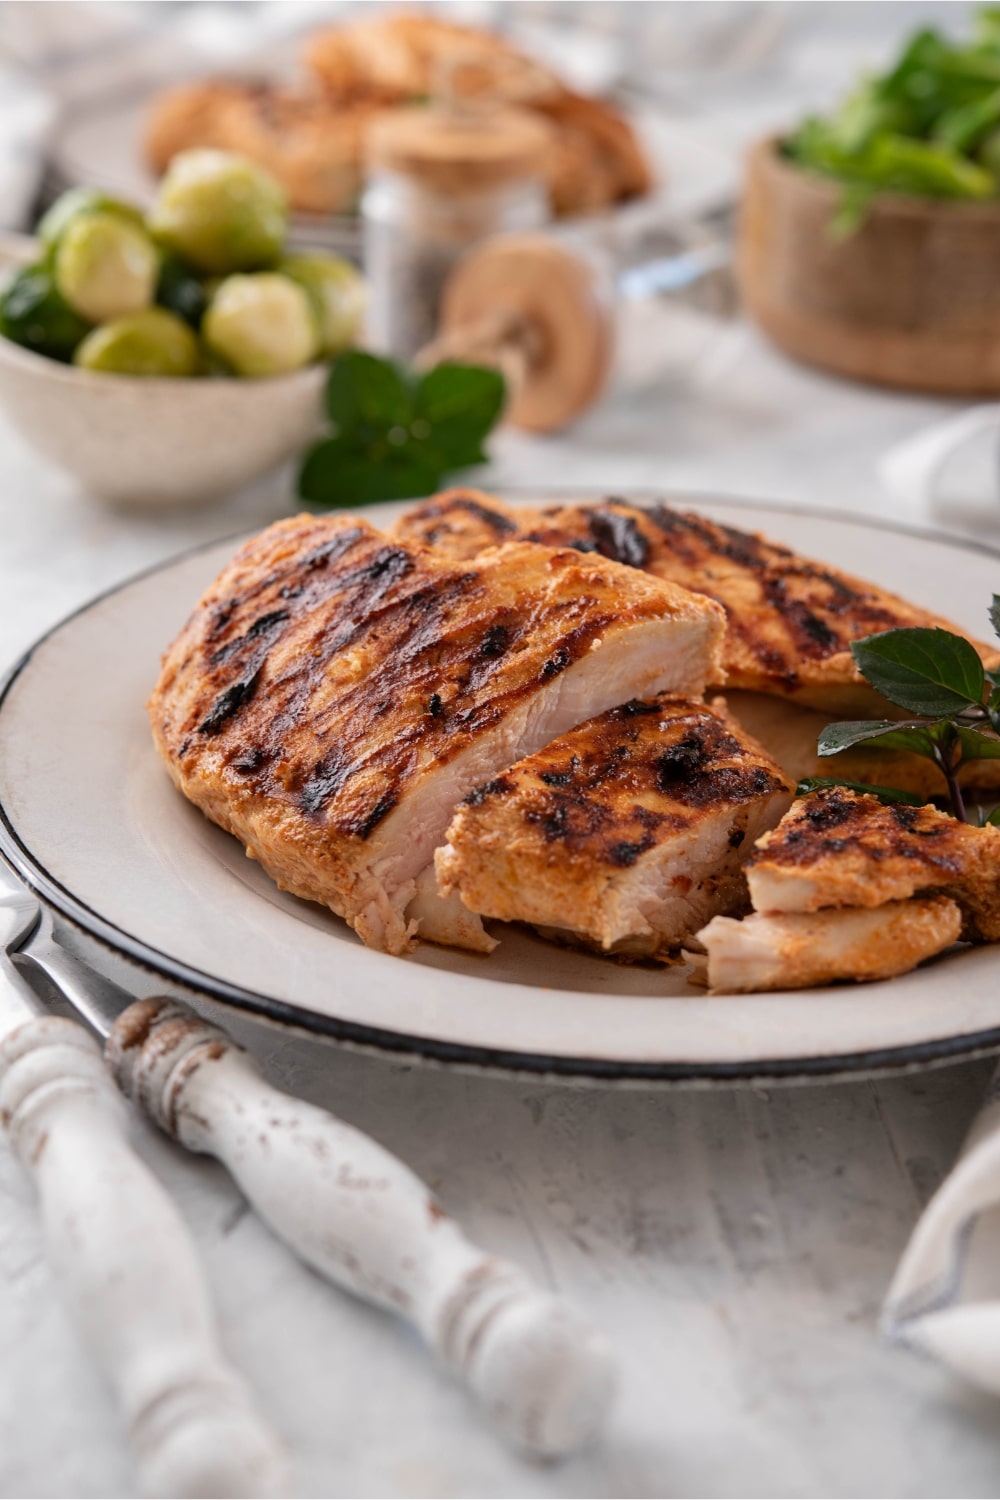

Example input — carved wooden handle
[109,999,617,1459]
[0,1015,290,1498]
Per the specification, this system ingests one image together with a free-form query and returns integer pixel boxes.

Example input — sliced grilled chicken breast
[745,788,1000,939]
[394,489,1000,715]
[436,696,792,956]
[720,689,1000,798]
[693,896,962,993]
[150,514,725,955]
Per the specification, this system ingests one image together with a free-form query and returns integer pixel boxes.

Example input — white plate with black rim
[1,494,998,1084]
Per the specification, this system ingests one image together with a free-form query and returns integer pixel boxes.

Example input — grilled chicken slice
[436,696,792,956]
[692,896,962,993]
[720,690,1000,798]
[745,788,1000,939]
[394,489,1000,715]
[150,514,725,956]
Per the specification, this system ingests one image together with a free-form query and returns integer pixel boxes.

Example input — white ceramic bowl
[0,332,327,509]
[0,227,327,508]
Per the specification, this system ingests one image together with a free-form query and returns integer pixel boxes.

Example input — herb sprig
[785,10,1000,236]
[298,350,506,508]
[798,598,1000,824]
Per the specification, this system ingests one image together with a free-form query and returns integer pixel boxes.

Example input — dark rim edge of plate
[3,490,1000,1083]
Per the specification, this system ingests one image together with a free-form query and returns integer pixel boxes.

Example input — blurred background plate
[49,89,739,261]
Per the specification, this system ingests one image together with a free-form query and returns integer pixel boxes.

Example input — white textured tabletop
[2,305,1000,1498]
[4,1,1000,1481]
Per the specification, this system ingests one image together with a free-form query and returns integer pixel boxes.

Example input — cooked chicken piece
[693,896,962,993]
[303,14,651,214]
[436,696,792,956]
[145,81,370,216]
[150,514,725,956]
[394,490,1000,715]
[720,689,1000,798]
[304,12,565,107]
[745,788,1000,939]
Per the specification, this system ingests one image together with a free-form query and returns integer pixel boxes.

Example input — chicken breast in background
[692,896,962,994]
[393,489,1000,716]
[150,514,725,957]
[721,689,1000,798]
[745,788,1000,940]
[436,696,792,958]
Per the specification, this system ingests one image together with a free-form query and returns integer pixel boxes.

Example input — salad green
[786,8,1000,232]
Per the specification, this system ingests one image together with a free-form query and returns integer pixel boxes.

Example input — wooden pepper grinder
[362,102,554,360]
[418,232,617,432]
[419,227,733,432]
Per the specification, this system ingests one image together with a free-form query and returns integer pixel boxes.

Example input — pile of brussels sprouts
[0,150,365,379]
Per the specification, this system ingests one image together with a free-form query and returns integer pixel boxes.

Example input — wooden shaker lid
[366,105,552,195]
[440,233,614,431]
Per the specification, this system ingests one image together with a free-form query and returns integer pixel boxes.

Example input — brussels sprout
[0,264,91,362]
[156,253,209,329]
[38,186,144,257]
[203,273,319,377]
[55,212,159,324]
[148,150,287,274]
[73,308,199,377]
[280,254,365,355]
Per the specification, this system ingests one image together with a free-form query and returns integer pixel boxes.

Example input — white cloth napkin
[883,1064,1000,1394]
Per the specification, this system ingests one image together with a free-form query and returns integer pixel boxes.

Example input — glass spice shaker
[362,103,553,361]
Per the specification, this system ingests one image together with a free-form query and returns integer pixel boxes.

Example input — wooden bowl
[739,137,1000,395]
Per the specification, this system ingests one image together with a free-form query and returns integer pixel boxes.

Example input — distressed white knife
[1,864,617,1461]
[0,877,289,1498]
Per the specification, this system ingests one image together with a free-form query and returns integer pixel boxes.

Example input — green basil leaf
[986,805,1000,827]
[955,723,1000,759]
[795,776,925,806]
[990,594,1000,643]
[852,627,985,715]
[816,718,937,756]
[414,363,506,467]
[989,684,1000,735]
[324,350,413,432]
[298,438,441,508]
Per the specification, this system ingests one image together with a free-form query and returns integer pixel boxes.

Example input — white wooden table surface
[2,306,1000,1498]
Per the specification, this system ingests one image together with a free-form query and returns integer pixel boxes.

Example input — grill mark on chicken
[744,787,1000,942]
[587,507,650,568]
[765,788,964,870]
[456,702,784,864]
[406,489,520,548]
[198,664,264,735]
[151,510,726,954]
[393,491,1000,713]
[209,608,291,665]
[438,694,792,955]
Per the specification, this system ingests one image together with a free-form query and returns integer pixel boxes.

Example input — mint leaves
[807,601,1000,821]
[851,628,986,717]
[298,351,506,508]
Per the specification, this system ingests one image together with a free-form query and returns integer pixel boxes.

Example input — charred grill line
[588,508,650,568]
[198,664,264,736]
